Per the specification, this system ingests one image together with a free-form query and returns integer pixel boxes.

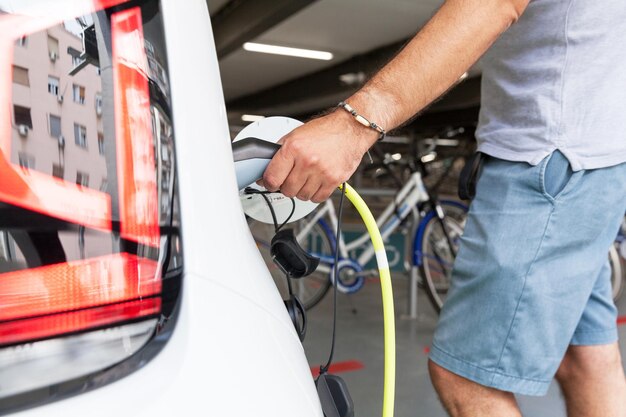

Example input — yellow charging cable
[340,183,395,417]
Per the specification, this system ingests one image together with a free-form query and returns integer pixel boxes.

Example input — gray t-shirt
[476,0,626,171]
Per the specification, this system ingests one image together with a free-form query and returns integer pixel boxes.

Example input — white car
[0,0,321,415]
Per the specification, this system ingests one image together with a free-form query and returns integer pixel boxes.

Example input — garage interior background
[206,1,626,416]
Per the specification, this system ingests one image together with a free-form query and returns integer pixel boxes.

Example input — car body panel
[1,0,322,415]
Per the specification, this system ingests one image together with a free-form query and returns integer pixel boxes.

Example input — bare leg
[428,360,522,417]
[555,343,626,417]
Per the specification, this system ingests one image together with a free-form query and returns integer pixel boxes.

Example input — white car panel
[4,0,323,415]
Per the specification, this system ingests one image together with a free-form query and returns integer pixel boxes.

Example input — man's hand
[262,110,378,203]
[262,0,529,203]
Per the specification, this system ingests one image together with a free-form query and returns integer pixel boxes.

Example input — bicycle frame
[296,171,430,273]
[618,215,626,249]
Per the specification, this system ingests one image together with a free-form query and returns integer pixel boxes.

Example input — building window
[15,36,28,47]
[47,35,59,61]
[97,132,105,155]
[13,105,32,128]
[76,171,89,187]
[95,93,103,116]
[74,123,87,148]
[73,84,85,104]
[100,178,108,192]
[12,66,29,86]
[48,76,60,96]
[18,152,34,169]
[72,55,82,67]
[52,163,64,179]
[49,115,62,138]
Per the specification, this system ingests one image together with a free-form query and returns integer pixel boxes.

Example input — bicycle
[248,146,469,313]
[611,214,626,301]
[248,130,625,312]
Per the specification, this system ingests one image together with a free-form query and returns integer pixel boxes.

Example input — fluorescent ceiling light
[339,71,366,86]
[241,114,265,122]
[421,152,437,163]
[243,42,333,61]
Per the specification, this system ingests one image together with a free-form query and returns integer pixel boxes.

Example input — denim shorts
[430,150,626,396]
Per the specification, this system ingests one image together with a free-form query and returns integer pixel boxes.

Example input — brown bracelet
[337,101,386,141]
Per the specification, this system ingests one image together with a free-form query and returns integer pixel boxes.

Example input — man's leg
[555,343,626,417]
[428,360,522,417]
[428,153,626,415]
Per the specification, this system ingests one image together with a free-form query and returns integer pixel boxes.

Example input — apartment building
[10,21,106,192]
[3,15,176,265]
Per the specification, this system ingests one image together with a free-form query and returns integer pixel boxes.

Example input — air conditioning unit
[95,94,103,116]
[57,135,65,149]
[49,51,58,61]
[57,95,64,104]
[18,124,28,137]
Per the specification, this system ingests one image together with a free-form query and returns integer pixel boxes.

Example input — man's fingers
[280,165,308,198]
[296,177,322,202]
[262,147,294,192]
[311,185,337,204]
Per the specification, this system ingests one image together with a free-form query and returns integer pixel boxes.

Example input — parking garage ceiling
[207,0,481,129]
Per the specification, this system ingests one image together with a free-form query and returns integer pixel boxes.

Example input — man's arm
[262,0,530,203]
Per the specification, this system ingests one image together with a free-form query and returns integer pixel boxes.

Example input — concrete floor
[302,273,626,417]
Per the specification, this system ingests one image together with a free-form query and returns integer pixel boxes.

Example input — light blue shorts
[430,150,626,396]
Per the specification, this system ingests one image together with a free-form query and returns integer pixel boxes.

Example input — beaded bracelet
[337,101,386,141]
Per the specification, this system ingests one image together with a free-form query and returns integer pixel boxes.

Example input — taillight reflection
[0,0,179,407]
[0,253,161,346]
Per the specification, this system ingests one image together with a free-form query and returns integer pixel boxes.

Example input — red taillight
[0,151,113,231]
[0,297,161,347]
[0,5,162,346]
[0,253,161,346]
[113,7,160,248]
[0,0,180,406]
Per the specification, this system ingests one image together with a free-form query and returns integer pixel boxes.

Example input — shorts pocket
[541,150,574,201]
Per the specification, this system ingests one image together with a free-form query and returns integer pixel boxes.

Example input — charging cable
[319,184,346,375]
[341,183,395,417]
[233,137,395,417]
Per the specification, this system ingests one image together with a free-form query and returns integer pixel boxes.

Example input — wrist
[328,107,380,155]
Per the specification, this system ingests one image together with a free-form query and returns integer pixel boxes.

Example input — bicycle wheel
[248,215,334,310]
[609,243,624,302]
[416,201,468,314]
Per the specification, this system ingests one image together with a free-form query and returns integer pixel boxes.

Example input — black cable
[276,197,296,233]
[258,192,279,231]
[276,197,296,296]
[285,267,294,295]
[244,187,297,296]
[320,183,346,375]
[244,187,295,233]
